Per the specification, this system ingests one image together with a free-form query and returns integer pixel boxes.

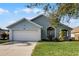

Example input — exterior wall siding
[32,15,72,40]
[32,16,51,39]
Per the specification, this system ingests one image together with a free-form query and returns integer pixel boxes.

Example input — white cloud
[14,8,42,14]
[14,10,18,14]
[33,8,42,13]
[0,8,9,14]
[22,8,33,13]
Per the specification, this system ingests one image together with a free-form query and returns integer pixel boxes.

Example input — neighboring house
[7,14,72,41]
[0,28,9,39]
[72,26,79,40]
[0,28,3,39]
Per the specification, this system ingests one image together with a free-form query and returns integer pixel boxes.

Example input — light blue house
[7,14,72,41]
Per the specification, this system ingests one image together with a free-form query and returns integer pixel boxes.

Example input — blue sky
[0,3,79,29]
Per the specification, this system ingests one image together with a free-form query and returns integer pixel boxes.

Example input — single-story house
[72,26,79,40]
[7,14,72,41]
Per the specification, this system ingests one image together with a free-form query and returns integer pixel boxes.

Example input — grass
[32,41,79,56]
[0,39,9,44]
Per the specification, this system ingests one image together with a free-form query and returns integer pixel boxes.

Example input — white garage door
[13,30,41,41]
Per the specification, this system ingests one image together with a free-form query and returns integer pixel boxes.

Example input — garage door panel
[13,30,41,41]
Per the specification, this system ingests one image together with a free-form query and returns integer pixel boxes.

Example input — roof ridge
[30,14,45,20]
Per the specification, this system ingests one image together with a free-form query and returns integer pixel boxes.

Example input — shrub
[69,37,76,41]
[1,32,9,40]
[54,38,60,42]
[59,30,65,41]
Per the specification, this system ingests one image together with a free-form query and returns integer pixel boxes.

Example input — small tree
[1,32,7,40]
[59,30,65,41]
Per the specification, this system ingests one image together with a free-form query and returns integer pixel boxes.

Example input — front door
[47,27,55,40]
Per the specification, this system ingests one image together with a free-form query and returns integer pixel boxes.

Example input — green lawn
[32,41,79,56]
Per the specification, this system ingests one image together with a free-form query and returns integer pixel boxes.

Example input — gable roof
[59,23,72,30]
[31,14,48,21]
[7,14,72,30]
[7,18,42,28]
[31,14,72,30]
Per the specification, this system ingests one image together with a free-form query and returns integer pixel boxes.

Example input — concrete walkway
[0,42,37,56]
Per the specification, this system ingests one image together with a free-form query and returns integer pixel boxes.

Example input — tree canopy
[26,3,79,27]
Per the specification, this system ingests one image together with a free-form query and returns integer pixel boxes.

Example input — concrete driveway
[0,42,37,56]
